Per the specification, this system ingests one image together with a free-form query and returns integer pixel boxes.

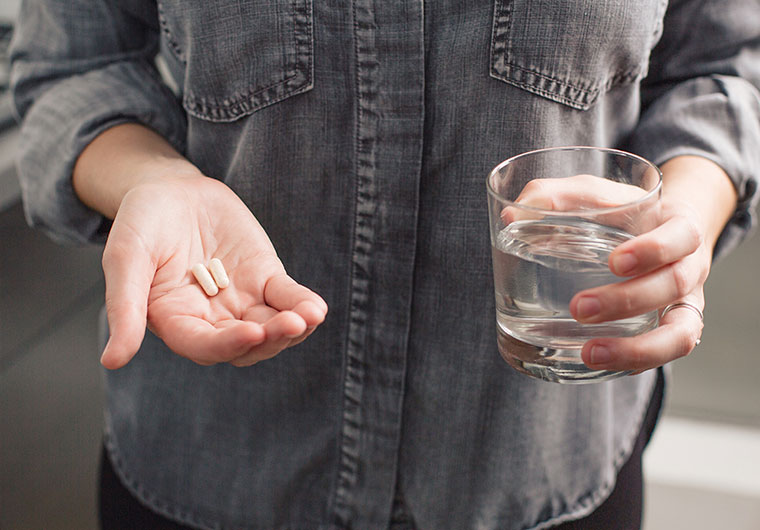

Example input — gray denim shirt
[11,1,760,529]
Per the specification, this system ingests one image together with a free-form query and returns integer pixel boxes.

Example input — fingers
[501,175,649,225]
[158,308,323,368]
[581,298,704,372]
[571,250,707,323]
[157,316,266,364]
[609,213,702,277]
[227,309,317,367]
[517,175,648,210]
[261,308,309,339]
[147,274,327,368]
[263,273,328,325]
[108,260,328,368]
[100,239,154,369]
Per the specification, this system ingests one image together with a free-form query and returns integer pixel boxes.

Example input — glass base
[496,329,630,384]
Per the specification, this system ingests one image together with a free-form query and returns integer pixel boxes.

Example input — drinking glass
[486,146,662,383]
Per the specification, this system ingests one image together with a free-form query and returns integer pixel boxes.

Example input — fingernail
[591,345,611,365]
[612,252,638,275]
[576,297,601,320]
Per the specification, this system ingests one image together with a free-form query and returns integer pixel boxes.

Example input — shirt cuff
[626,75,760,261]
[15,59,187,245]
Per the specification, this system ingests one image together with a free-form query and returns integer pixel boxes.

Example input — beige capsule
[191,263,219,296]
[208,258,230,289]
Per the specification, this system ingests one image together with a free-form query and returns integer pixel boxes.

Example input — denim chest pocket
[157,0,313,122]
[490,0,667,110]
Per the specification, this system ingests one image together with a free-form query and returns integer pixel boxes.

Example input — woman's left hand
[570,156,738,373]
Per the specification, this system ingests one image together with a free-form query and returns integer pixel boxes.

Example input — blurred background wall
[1,0,758,528]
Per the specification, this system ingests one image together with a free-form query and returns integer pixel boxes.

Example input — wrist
[73,123,201,219]
[659,156,738,251]
[128,156,204,192]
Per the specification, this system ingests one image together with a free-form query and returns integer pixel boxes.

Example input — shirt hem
[522,369,661,530]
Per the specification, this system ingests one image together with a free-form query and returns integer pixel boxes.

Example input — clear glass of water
[486,146,662,383]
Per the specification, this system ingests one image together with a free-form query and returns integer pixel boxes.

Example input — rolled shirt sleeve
[625,0,760,260]
[10,0,187,244]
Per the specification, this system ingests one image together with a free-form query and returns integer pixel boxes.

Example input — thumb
[99,239,154,369]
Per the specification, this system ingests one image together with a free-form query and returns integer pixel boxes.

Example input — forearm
[72,123,200,220]
[659,155,738,252]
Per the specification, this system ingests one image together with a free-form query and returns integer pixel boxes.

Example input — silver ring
[661,301,704,322]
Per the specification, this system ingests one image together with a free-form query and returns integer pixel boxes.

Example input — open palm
[99,174,327,369]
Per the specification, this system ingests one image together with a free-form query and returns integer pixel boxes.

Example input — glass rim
[486,146,663,216]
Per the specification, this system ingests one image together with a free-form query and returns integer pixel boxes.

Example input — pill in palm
[191,263,219,296]
[208,258,230,288]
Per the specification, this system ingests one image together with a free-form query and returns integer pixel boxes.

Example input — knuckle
[522,179,545,194]
[612,286,637,316]
[576,174,596,185]
[102,239,138,270]
[620,338,652,370]
[696,248,712,284]
[669,260,694,298]
[103,292,120,312]
[520,179,555,207]
[648,236,669,264]
[104,295,135,320]
[679,214,704,251]
[628,342,646,367]
[102,244,122,268]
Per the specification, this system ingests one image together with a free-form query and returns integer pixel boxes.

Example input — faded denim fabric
[11,1,760,529]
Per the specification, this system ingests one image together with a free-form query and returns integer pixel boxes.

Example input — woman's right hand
[99,170,327,369]
[72,123,327,369]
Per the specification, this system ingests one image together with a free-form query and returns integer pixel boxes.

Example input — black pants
[99,371,663,530]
